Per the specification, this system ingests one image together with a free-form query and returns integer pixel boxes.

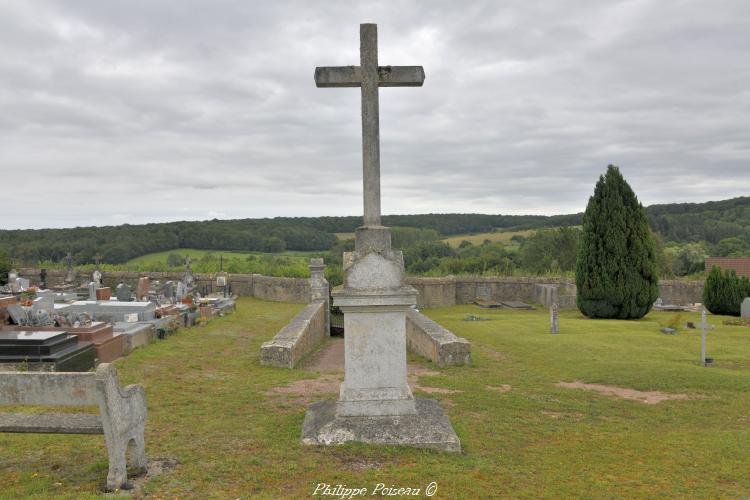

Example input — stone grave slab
[0,330,95,372]
[2,322,124,363]
[113,322,155,354]
[63,301,156,323]
[500,300,535,310]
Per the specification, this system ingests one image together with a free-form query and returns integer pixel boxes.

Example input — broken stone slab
[405,309,470,366]
[301,398,460,452]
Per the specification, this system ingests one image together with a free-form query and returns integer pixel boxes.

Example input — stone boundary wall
[260,300,327,368]
[658,280,704,305]
[405,309,471,366]
[18,269,705,308]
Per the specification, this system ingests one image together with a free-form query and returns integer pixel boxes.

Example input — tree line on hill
[0,196,749,270]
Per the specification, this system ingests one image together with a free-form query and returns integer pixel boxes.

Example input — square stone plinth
[301,398,461,452]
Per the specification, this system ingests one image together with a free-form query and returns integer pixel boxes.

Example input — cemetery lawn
[1,300,749,498]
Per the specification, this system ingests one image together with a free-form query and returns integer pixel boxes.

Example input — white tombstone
[741,297,750,318]
[88,281,97,301]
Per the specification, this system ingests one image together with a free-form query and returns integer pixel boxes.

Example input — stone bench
[0,363,147,491]
[406,309,471,366]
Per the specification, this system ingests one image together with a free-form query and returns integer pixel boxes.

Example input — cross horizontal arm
[315,66,425,88]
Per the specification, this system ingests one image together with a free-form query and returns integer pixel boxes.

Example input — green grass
[125,248,316,267]
[443,229,535,248]
[1,300,749,497]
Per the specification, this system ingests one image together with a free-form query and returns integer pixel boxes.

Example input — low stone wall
[406,309,471,366]
[252,274,310,303]
[658,280,704,305]
[260,300,327,368]
[17,268,706,308]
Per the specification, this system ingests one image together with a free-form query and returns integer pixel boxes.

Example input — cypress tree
[576,165,659,319]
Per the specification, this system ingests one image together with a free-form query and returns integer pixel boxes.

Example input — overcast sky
[1,1,748,229]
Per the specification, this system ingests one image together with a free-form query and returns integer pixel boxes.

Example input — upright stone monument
[550,303,559,334]
[741,297,750,318]
[63,253,76,284]
[301,24,460,451]
[309,258,330,335]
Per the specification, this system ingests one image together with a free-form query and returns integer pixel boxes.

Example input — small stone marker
[115,283,132,302]
[64,253,76,283]
[88,281,97,301]
[136,277,150,301]
[96,287,111,301]
[550,303,559,334]
[39,269,47,289]
[700,307,715,366]
[741,297,750,318]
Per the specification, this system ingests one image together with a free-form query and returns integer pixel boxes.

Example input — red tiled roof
[705,257,750,278]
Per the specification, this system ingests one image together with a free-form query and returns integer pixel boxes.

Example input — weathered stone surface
[301,398,460,452]
[0,363,147,490]
[261,300,327,368]
[113,322,155,354]
[405,309,471,366]
[136,277,150,301]
[96,287,112,300]
[742,297,750,318]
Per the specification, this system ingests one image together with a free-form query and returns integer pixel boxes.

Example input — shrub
[703,265,750,316]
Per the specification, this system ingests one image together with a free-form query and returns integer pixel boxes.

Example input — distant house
[704,257,750,278]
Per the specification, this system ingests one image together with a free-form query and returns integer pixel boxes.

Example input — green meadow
[1,299,748,498]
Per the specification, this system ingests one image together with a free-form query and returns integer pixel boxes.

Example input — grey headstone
[176,281,187,302]
[115,283,132,302]
[92,269,102,287]
[17,277,30,289]
[88,282,97,301]
[741,297,750,318]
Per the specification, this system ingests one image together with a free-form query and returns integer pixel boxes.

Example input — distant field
[334,232,355,240]
[443,229,535,247]
[125,248,314,267]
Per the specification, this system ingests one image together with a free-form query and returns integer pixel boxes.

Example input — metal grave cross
[315,23,424,227]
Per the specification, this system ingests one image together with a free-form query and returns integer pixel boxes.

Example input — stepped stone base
[301,398,460,452]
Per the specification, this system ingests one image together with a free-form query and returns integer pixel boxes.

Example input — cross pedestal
[301,24,460,451]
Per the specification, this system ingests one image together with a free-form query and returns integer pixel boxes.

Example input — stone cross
[700,307,707,365]
[315,23,424,227]
[550,303,559,334]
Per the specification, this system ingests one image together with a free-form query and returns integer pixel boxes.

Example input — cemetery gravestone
[64,253,76,284]
[741,298,750,318]
[136,277,150,301]
[39,269,47,289]
[550,303,559,334]
[115,283,132,302]
[302,24,459,452]
[88,282,97,301]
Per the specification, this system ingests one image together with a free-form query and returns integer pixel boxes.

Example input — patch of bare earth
[541,410,584,420]
[486,384,511,392]
[123,457,177,497]
[269,339,461,400]
[557,381,692,404]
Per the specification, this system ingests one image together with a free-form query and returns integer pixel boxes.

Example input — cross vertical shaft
[360,24,381,227]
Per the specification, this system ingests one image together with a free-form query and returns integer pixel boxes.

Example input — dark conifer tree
[576,165,659,319]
